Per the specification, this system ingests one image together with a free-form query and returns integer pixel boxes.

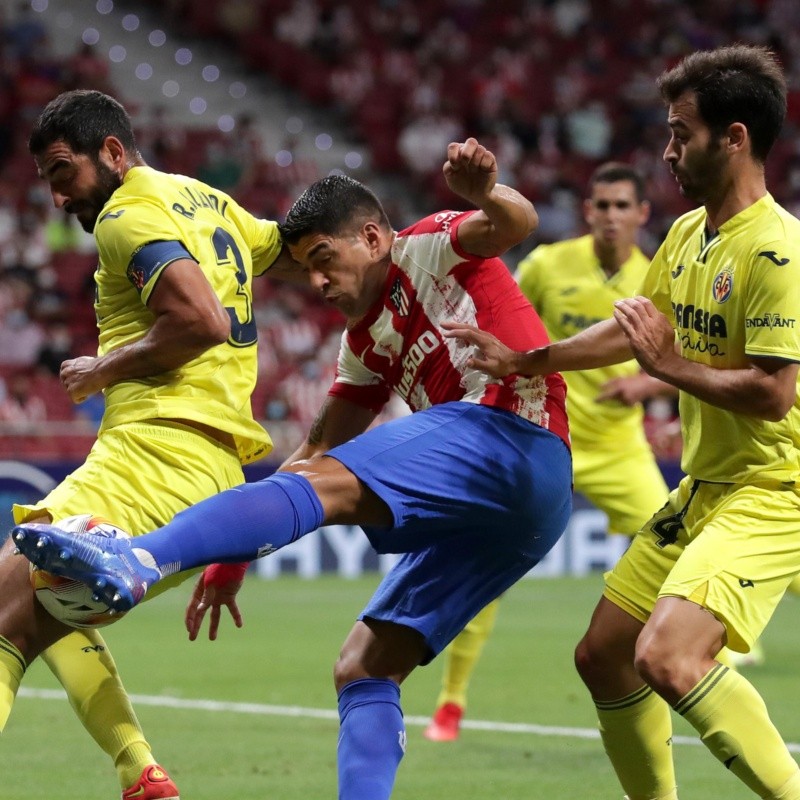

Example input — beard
[676,138,726,204]
[68,160,123,232]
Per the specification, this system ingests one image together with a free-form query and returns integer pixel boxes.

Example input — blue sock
[131,472,325,572]
[337,679,406,800]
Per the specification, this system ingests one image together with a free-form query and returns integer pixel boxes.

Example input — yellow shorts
[573,437,668,535]
[13,420,244,600]
[604,475,800,652]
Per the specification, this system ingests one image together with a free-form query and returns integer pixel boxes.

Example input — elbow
[525,204,539,240]
[489,209,539,257]
[211,309,232,344]
[757,388,794,422]
[191,308,231,349]
[506,203,538,250]
[762,398,793,423]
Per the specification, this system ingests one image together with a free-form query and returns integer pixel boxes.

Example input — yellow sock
[436,599,501,709]
[42,630,156,789]
[595,684,677,800]
[675,664,800,799]
[0,634,26,729]
[715,647,738,669]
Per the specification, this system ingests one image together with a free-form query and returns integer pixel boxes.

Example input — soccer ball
[29,513,132,629]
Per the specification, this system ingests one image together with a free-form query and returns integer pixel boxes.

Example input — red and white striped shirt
[328,211,569,447]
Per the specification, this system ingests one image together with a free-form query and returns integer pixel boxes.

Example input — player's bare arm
[61,258,230,402]
[442,316,633,378]
[615,295,798,420]
[282,396,378,467]
[444,138,538,258]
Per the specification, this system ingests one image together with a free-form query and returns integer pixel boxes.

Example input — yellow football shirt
[641,194,800,484]
[516,234,651,445]
[92,165,282,464]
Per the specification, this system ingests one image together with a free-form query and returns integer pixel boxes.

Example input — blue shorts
[328,401,572,659]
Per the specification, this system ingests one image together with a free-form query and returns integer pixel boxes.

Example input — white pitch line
[18,687,800,753]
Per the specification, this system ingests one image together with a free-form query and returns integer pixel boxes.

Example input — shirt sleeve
[95,201,192,303]
[639,240,671,318]
[744,240,800,362]
[327,332,392,412]
[248,218,283,277]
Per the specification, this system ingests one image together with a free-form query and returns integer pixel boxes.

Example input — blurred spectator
[398,111,464,183]
[74,392,105,431]
[1,206,49,272]
[0,371,46,427]
[64,43,112,93]
[6,1,47,61]
[275,358,337,424]
[197,140,244,192]
[137,105,187,173]
[44,209,95,254]
[36,322,73,376]
[0,273,44,367]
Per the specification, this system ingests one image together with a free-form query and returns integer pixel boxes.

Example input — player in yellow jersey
[444,45,800,799]
[0,90,291,799]
[425,162,672,742]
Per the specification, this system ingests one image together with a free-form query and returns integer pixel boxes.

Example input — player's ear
[726,122,748,154]
[100,135,126,171]
[638,199,651,226]
[362,220,387,256]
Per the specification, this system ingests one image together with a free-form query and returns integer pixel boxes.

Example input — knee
[574,632,610,689]
[334,644,368,694]
[634,635,685,699]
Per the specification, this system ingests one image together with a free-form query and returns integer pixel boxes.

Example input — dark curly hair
[29,89,138,158]
[657,45,786,163]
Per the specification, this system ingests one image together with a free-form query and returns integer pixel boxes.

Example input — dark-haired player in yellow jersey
[0,90,292,799]
[444,45,800,799]
[425,162,672,741]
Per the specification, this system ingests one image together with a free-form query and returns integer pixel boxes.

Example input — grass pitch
[7,574,800,799]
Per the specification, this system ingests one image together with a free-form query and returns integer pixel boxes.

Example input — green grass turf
[6,574,800,799]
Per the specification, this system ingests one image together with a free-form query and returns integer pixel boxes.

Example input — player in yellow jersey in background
[0,90,292,799]
[444,45,800,800]
[425,162,672,741]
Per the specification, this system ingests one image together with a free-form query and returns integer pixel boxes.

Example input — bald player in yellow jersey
[0,90,294,799]
[425,163,671,741]
[443,44,800,800]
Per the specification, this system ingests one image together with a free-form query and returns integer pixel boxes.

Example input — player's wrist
[515,346,547,377]
[204,562,249,587]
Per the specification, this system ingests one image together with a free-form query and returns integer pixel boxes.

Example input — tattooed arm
[278,396,378,469]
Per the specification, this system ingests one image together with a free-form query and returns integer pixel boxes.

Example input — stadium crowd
[6,0,800,462]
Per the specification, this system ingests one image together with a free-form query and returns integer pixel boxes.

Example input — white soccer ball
[29,513,132,629]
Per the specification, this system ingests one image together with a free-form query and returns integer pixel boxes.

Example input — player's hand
[185,563,247,641]
[442,138,498,204]
[613,297,678,378]
[441,321,520,378]
[60,356,106,403]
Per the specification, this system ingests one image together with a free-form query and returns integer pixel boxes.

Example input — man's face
[288,224,387,320]
[663,91,727,204]
[584,180,649,251]
[35,139,122,232]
